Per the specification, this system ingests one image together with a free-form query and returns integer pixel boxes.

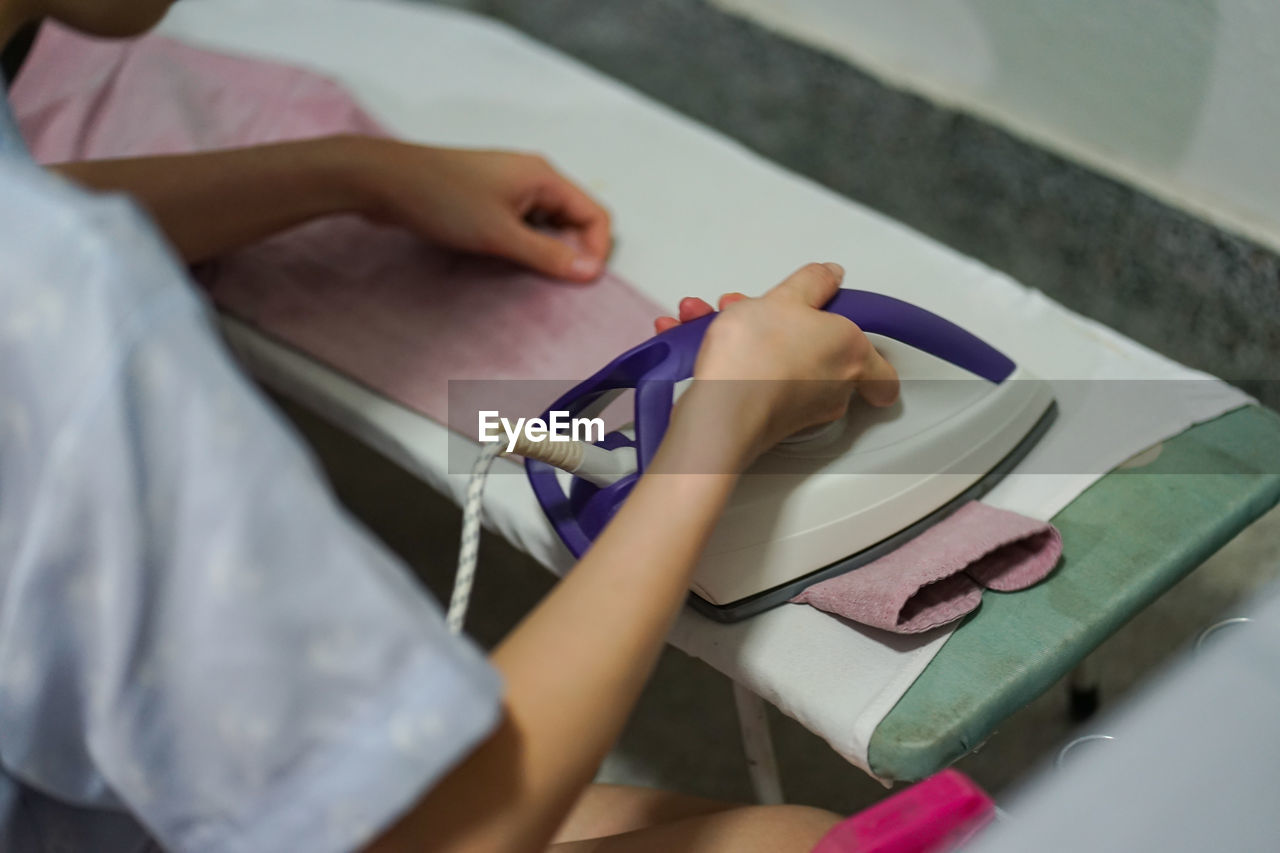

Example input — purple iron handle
[528,289,1016,558]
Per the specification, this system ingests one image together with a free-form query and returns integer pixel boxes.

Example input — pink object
[813,770,996,853]
[10,23,664,434]
[791,502,1062,633]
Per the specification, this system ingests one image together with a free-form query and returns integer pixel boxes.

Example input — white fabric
[155,0,1251,775]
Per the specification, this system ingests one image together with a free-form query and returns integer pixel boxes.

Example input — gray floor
[280,0,1280,816]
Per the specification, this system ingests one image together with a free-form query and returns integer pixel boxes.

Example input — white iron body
[687,336,1055,611]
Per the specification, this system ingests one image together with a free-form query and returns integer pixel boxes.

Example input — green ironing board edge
[867,404,1280,782]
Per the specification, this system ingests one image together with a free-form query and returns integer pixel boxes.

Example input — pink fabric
[10,24,664,433]
[791,502,1062,634]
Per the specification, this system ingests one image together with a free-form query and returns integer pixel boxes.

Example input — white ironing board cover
[152,0,1250,775]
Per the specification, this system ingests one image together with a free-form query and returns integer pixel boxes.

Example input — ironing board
[143,0,1278,789]
[868,405,1280,780]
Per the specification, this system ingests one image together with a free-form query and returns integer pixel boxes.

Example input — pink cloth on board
[10,23,664,432]
[791,502,1062,633]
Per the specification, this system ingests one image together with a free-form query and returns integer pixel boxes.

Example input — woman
[0,1,897,850]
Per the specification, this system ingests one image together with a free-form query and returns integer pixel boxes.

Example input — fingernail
[823,262,845,279]
[570,255,603,279]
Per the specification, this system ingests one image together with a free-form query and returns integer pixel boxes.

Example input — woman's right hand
[655,262,899,473]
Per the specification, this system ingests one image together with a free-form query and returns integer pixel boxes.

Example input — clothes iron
[526,289,1056,622]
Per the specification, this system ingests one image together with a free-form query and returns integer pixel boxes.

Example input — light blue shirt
[0,89,501,852]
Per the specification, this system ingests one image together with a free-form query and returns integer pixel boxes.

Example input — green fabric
[867,405,1280,781]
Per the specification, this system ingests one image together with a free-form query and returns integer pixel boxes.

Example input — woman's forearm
[371,390,763,853]
[50,137,614,281]
[50,135,378,263]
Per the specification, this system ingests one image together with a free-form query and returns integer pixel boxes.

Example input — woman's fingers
[655,293,745,335]
[768,262,845,308]
[677,297,715,323]
[500,219,603,282]
[857,347,900,407]
[765,263,898,406]
[655,296,713,334]
[531,168,613,262]
[657,271,892,416]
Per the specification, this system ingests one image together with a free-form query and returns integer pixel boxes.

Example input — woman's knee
[728,804,842,851]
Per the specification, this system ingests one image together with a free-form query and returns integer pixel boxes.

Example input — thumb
[857,347,900,408]
[500,222,603,282]
[769,262,845,308]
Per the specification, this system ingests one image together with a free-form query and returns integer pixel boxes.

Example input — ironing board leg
[732,683,785,805]
[1067,657,1100,721]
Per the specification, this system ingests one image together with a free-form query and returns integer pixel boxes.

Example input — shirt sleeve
[0,177,503,853]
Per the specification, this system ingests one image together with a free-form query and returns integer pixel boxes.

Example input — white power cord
[446,441,504,634]
[445,430,637,635]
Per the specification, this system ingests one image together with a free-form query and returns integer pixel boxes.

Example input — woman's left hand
[352,138,612,283]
